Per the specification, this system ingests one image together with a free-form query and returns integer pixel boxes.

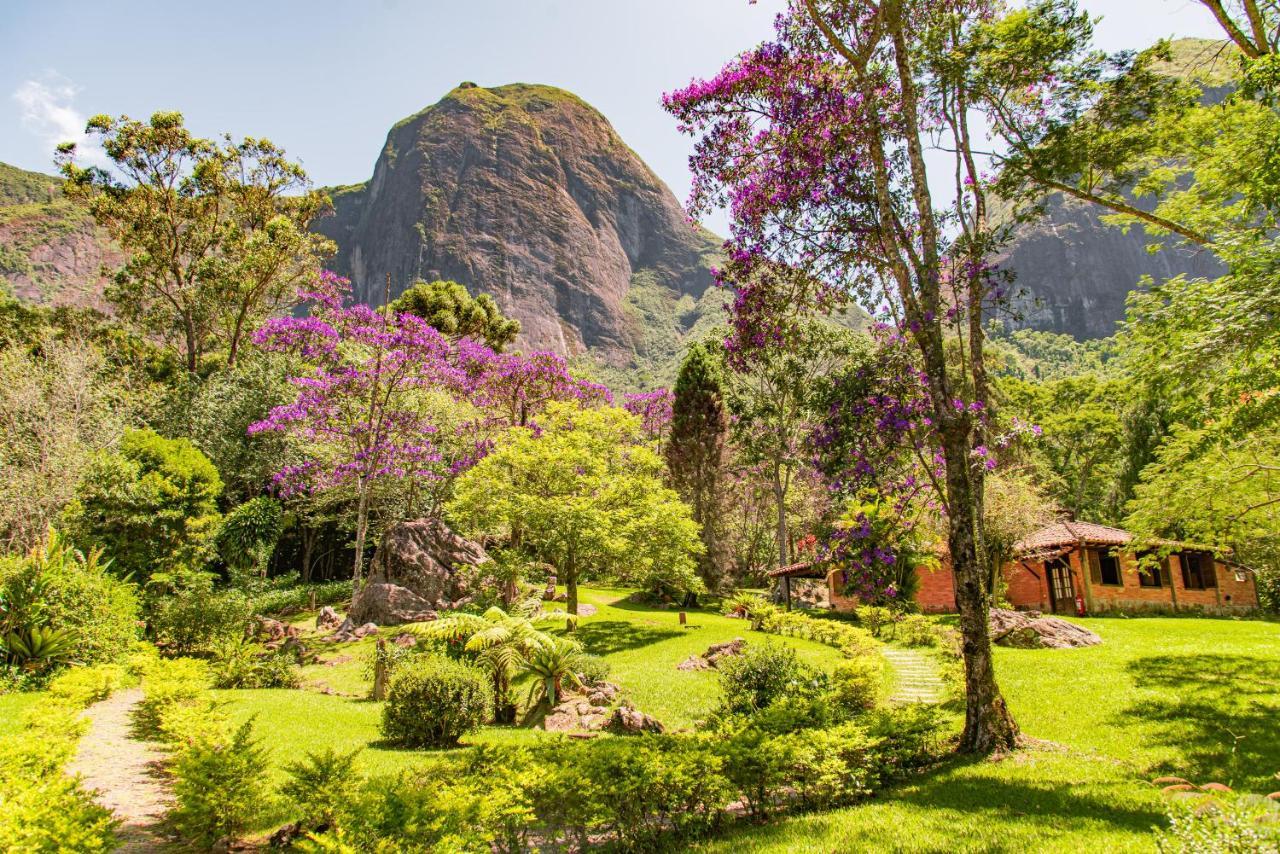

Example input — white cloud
[12,73,107,167]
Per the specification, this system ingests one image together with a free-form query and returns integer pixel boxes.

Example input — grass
[0,691,42,736]
[699,615,1280,853]
[219,585,848,786]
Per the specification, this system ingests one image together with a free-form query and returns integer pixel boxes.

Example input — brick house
[773,521,1259,616]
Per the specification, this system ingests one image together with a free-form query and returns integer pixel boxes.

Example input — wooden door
[1046,557,1075,615]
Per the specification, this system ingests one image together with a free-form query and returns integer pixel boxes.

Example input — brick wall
[1217,563,1259,610]
[1005,560,1050,611]
[1086,551,1177,612]
[915,558,957,614]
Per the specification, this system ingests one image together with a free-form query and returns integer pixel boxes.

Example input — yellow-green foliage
[0,665,122,852]
[133,656,211,739]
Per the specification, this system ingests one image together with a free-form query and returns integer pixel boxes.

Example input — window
[1138,556,1164,588]
[1098,551,1123,586]
[1180,552,1217,590]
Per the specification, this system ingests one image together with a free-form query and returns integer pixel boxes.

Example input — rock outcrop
[349,582,438,626]
[312,83,724,373]
[364,518,488,610]
[988,608,1102,649]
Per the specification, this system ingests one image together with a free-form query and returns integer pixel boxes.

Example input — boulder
[988,608,1102,649]
[606,704,665,735]
[677,638,746,671]
[349,581,438,626]
[255,618,298,643]
[366,519,489,609]
[353,622,380,639]
[543,696,609,733]
[704,638,747,666]
[542,576,558,601]
[585,681,621,706]
[576,604,597,617]
[316,606,343,632]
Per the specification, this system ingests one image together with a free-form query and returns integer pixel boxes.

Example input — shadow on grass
[1120,653,1280,787]
[715,753,1165,850]
[574,620,683,656]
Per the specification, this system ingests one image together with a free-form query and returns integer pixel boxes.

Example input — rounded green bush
[381,655,493,748]
[829,656,884,715]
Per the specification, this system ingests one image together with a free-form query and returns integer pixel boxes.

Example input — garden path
[881,647,946,704]
[66,688,172,852]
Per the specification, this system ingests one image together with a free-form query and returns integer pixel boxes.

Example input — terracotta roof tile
[1014,522,1133,554]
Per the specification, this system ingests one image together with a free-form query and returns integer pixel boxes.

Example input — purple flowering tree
[666,0,1022,752]
[251,271,459,587]
[623,389,675,443]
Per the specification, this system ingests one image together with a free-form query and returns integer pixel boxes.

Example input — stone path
[881,646,946,704]
[65,688,171,852]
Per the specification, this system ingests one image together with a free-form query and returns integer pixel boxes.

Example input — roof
[1012,522,1226,558]
[1014,522,1133,554]
[766,561,828,579]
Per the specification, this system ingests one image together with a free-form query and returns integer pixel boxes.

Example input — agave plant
[1,626,77,671]
[417,598,575,723]
[522,636,585,711]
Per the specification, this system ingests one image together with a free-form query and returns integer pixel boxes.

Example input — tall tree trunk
[301,526,315,583]
[565,549,579,616]
[772,463,788,571]
[352,482,371,590]
[940,424,1020,753]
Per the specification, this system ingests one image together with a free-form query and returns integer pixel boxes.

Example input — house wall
[826,569,859,613]
[915,558,957,614]
[1005,560,1051,611]
[1216,562,1259,610]
[1086,551,1176,611]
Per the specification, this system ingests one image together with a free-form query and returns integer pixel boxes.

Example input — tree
[215,497,283,584]
[0,337,127,553]
[447,403,704,614]
[726,319,857,577]
[63,428,223,584]
[667,342,730,590]
[390,279,521,352]
[57,111,334,373]
[250,271,456,588]
[666,0,1024,751]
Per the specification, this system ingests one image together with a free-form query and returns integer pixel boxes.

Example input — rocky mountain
[314,82,725,382]
[997,38,1235,340]
[0,162,117,310]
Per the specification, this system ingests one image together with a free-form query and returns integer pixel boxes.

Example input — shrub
[47,664,131,707]
[1153,776,1280,853]
[897,614,940,647]
[281,747,363,830]
[62,428,223,583]
[716,642,822,716]
[572,651,611,686]
[758,609,878,656]
[829,656,885,716]
[170,719,270,846]
[381,655,493,748]
[854,604,895,637]
[0,694,118,852]
[133,657,211,738]
[147,581,252,655]
[215,496,282,586]
[208,636,300,689]
[246,579,350,617]
[0,528,140,668]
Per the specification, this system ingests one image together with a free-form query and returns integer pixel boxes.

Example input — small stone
[677,655,711,671]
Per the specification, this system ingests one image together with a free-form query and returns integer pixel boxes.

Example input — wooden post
[372,638,388,701]
[309,590,316,611]
[678,611,687,626]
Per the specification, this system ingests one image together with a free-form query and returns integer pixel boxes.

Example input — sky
[2,0,1227,233]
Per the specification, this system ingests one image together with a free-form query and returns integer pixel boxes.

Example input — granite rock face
[365,518,489,608]
[313,83,722,370]
[997,193,1224,339]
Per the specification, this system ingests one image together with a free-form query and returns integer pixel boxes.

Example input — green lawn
[220,585,849,785]
[0,692,42,736]
[699,615,1280,853]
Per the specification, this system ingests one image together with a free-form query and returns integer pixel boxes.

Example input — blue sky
[3,0,1225,232]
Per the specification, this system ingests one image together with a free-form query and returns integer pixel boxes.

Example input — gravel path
[881,646,946,704]
[65,688,172,852]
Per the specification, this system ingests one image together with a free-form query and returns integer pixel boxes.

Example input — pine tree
[667,341,729,592]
